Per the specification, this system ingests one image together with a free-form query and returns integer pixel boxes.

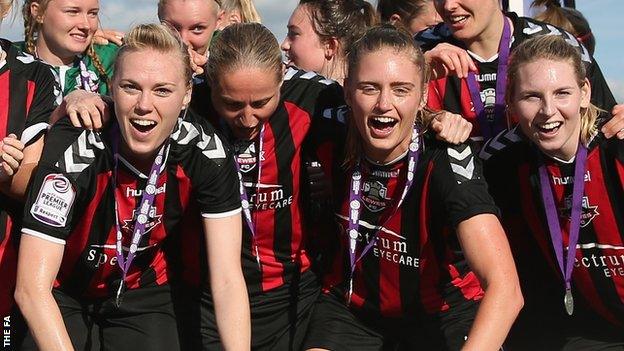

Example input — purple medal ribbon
[79,60,94,92]
[234,125,265,270]
[346,126,420,304]
[111,128,167,307]
[538,144,588,316]
[466,16,511,139]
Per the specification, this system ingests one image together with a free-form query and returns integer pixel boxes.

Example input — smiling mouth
[368,116,398,134]
[130,119,157,133]
[536,121,562,134]
[449,15,469,25]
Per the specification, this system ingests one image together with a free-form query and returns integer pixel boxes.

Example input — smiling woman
[14,23,249,351]
[20,0,117,95]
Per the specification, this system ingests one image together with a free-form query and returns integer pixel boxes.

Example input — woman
[302,25,522,351]
[281,0,376,85]
[483,35,624,350]
[216,0,261,29]
[417,0,624,142]
[531,0,596,55]
[14,23,249,351]
[21,0,116,96]
[0,0,56,341]
[377,0,442,34]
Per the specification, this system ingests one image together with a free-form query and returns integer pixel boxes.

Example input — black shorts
[20,285,180,351]
[174,268,320,351]
[303,292,477,351]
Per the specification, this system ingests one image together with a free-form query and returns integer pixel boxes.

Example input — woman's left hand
[0,134,25,183]
[431,111,473,144]
[93,29,125,46]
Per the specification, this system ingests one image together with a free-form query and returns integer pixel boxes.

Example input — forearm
[211,271,251,351]
[462,282,523,351]
[15,287,74,351]
[2,162,38,200]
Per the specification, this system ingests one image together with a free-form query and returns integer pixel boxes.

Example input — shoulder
[92,43,119,61]
[169,119,231,167]
[4,40,49,74]
[511,13,591,64]
[421,134,482,183]
[478,126,525,161]
[45,118,107,180]
[281,67,345,114]
[414,23,461,51]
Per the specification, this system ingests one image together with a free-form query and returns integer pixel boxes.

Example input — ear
[389,14,402,26]
[183,85,192,108]
[215,10,225,29]
[30,1,43,22]
[324,37,340,60]
[580,78,591,109]
[228,11,241,25]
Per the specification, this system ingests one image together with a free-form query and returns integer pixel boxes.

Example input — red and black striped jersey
[0,38,57,316]
[20,117,241,299]
[324,134,500,320]
[416,12,616,141]
[482,127,624,328]
[178,68,346,294]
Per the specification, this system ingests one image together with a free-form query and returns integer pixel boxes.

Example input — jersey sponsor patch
[30,174,76,227]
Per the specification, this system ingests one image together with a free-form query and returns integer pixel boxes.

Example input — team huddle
[0,0,623,350]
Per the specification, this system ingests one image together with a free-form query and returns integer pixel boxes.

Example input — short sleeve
[430,141,500,227]
[21,62,58,145]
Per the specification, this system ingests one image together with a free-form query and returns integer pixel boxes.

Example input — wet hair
[22,0,108,87]
[207,22,282,85]
[219,0,261,23]
[344,24,434,167]
[114,23,193,85]
[507,35,601,145]
[532,0,595,55]
[157,0,221,21]
[377,0,431,30]
[299,0,377,58]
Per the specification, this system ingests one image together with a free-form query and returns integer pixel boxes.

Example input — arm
[14,234,74,351]
[457,214,523,351]
[2,136,43,200]
[204,213,250,351]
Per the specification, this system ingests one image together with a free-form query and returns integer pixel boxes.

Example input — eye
[393,87,411,96]
[250,98,271,109]
[191,26,206,34]
[120,83,138,93]
[154,88,173,97]
[88,10,99,17]
[555,90,572,97]
[359,85,378,95]
[65,9,79,15]
[287,30,299,38]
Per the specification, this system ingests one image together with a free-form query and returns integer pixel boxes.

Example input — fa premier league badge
[31,174,76,227]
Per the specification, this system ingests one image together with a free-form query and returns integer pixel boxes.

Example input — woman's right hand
[50,90,111,130]
[425,43,477,80]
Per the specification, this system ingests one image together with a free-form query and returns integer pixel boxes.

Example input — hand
[425,43,477,80]
[92,29,125,46]
[602,104,624,140]
[430,111,473,144]
[189,47,208,76]
[56,90,111,130]
[0,134,25,182]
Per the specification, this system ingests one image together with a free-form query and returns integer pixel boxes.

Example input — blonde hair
[507,35,601,146]
[207,22,282,85]
[22,0,108,87]
[0,0,15,19]
[157,0,221,20]
[114,23,193,85]
[344,24,434,167]
[220,0,261,23]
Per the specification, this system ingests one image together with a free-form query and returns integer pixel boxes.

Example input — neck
[465,12,509,59]
[543,137,580,163]
[363,138,411,166]
[119,143,161,176]
[35,39,75,66]
[322,56,346,86]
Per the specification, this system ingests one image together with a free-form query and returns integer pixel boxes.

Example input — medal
[538,143,588,316]
[345,125,421,304]
[466,16,512,139]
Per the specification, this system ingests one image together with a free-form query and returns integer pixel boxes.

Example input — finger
[3,136,25,151]
[92,37,109,46]
[1,162,15,178]
[617,128,624,140]
[459,51,473,78]
[458,121,473,144]
[2,144,24,163]
[2,152,21,172]
[68,109,82,128]
[77,107,93,130]
[601,117,624,138]
[87,105,103,130]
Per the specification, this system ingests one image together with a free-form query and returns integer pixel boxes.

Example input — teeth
[373,117,395,123]
[539,121,561,130]
[131,119,156,126]
[450,15,468,23]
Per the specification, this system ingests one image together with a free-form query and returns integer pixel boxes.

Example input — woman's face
[112,49,191,160]
[433,0,500,43]
[160,0,219,55]
[34,0,99,61]
[510,58,590,161]
[346,47,425,163]
[211,67,281,141]
[281,4,327,73]
[404,0,442,34]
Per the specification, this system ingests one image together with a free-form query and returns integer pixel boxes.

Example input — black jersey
[483,127,624,328]
[0,38,57,316]
[20,117,241,299]
[416,12,616,141]
[175,68,346,294]
[324,134,500,321]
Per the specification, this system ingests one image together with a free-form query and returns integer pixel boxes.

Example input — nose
[77,13,91,30]
[239,106,258,127]
[375,89,393,113]
[540,96,556,117]
[280,37,291,52]
[440,0,457,12]
[135,92,154,114]
[179,30,192,47]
